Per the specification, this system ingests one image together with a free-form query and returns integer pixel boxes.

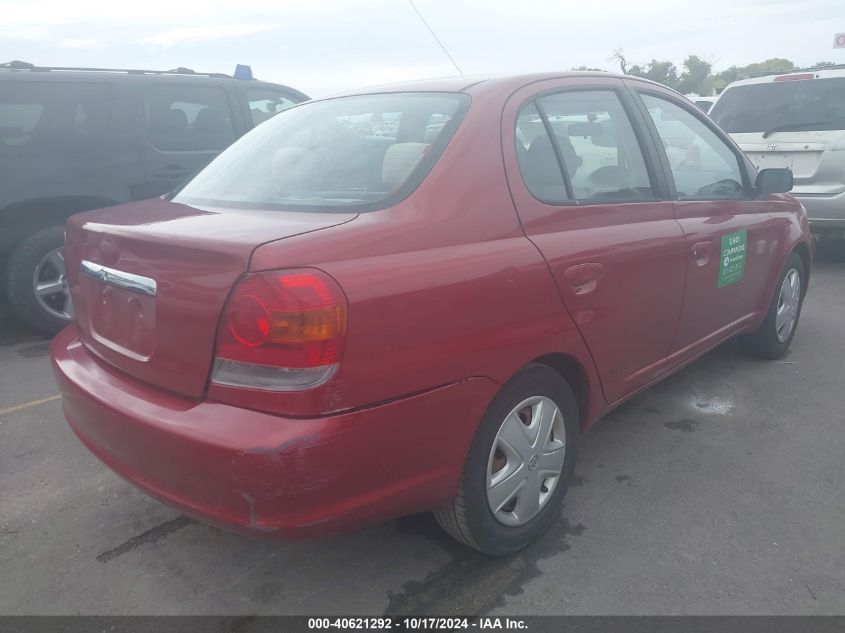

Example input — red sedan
[51,73,811,555]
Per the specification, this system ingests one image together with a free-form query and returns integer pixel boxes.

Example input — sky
[2,0,844,97]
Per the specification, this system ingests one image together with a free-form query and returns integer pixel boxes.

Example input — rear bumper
[50,326,497,539]
[796,191,845,231]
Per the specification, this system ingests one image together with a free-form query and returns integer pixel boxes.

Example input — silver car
[711,67,845,238]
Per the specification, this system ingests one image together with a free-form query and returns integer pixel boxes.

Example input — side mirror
[756,168,793,194]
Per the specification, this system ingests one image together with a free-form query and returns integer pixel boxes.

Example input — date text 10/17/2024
[307,617,528,630]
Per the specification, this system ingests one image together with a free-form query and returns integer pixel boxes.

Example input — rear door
[630,85,779,362]
[503,77,685,404]
[0,79,120,210]
[131,82,241,199]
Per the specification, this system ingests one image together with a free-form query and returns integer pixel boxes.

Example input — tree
[629,59,679,89]
[742,58,794,74]
[607,50,801,95]
[714,65,741,87]
[712,58,795,92]
[677,55,712,95]
[609,49,679,89]
[611,48,629,74]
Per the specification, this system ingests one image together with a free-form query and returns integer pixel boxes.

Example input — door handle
[563,263,604,295]
[154,166,192,179]
[692,241,713,267]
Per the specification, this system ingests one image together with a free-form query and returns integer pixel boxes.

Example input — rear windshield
[711,77,845,134]
[174,92,469,212]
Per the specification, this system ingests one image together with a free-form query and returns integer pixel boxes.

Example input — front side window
[0,82,112,150]
[142,85,236,152]
[174,92,468,211]
[247,89,299,126]
[641,93,746,199]
[515,89,655,203]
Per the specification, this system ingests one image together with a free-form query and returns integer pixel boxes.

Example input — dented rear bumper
[51,326,497,538]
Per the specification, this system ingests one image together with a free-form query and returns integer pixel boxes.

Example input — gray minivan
[710,66,845,240]
[0,61,307,334]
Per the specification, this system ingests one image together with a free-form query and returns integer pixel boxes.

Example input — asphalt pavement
[1,244,843,616]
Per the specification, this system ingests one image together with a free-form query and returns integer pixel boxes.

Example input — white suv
[710,66,845,238]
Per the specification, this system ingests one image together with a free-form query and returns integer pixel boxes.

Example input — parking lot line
[0,394,61,416]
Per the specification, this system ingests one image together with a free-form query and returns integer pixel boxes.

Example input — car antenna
[407,0,464,76]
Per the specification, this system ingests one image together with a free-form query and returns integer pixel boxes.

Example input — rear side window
[515,102,567,202]
[711,77,845,134]
[142,85,236,151]
[0,82,112,151]
[641,94,746,199]
[174,92,468,212]
[247,89,299,126]
[515,89,655,203]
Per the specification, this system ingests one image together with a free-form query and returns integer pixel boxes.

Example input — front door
[503,78,686,404]
[633,88,779,362]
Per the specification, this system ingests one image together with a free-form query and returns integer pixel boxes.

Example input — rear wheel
[434,364,578,555]
[741,252,805,359]
[5,225,72,335]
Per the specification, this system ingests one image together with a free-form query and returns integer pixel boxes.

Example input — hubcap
[775,268,801,343]
[33,247,73,322]
[486,396,566,527]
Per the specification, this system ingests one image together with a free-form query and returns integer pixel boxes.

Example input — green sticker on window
[718,230,747,288]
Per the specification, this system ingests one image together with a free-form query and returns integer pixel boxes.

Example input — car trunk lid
[733,130,845,196]
[65,198,357,398]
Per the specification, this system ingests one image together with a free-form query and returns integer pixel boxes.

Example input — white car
[710,66,845,238]
[686,94,718,114]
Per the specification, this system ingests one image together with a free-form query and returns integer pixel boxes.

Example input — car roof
[1,63,229,80]
[327,71,669,98]
[0,63,307,97]
[725,66,845,88]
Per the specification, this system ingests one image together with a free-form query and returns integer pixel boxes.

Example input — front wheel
[434,364,579,555]
[741,251,805,359]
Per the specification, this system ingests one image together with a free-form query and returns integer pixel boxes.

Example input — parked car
[710,66,845,239]
[686,94,718,113]
[0,61,308,334]
[51,72,812,555]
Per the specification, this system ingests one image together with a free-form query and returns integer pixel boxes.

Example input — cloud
[3,0,842,97]
[57,38,100,48]
[139,24,279,48]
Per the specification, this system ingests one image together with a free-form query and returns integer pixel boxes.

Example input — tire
[741,251,805,360]
[434,364,579,555]
[5,225,71,336]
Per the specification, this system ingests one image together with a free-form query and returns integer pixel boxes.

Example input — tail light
[211,269,347,391]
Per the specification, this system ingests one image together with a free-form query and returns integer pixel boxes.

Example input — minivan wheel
[434,364,578,555]
[741,252,805,360]
[5,226,72,335]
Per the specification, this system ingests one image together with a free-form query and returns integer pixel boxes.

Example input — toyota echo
[51,73,812,555]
